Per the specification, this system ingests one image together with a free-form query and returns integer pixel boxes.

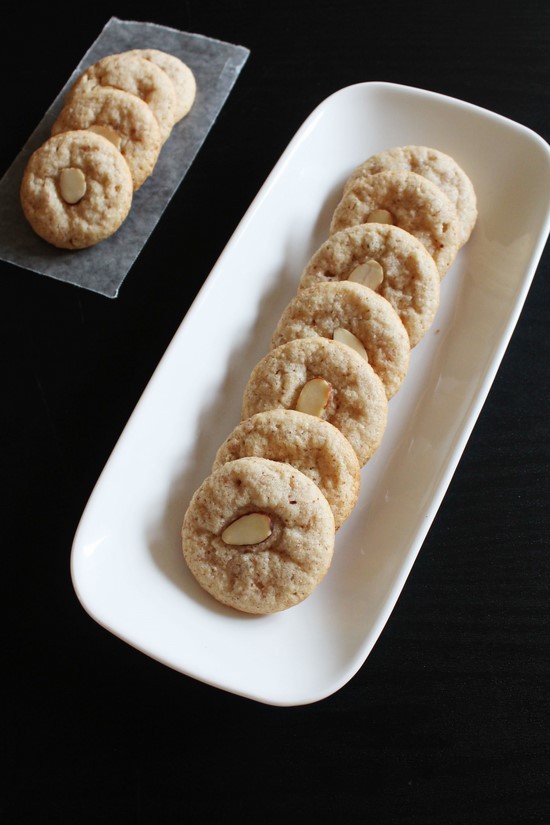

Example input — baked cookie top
[330,169,460,278]
[51,86,161,190]
[181,456,335,614]
[344,145,477,248]
[241,337,388,466]
[69,53,178,143]
[124,49,196,122]
[213,409,361,530]
[20,129,133,249]
[271,281,410,399]
[299,223,440,347]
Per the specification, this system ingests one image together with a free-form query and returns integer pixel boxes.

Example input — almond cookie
[299,223,440,347]
[51,87,161,190]
[213,409,361,530]
[20,130,133,249]
[271,281,410,400]
[181,456,335,614]
[241,337,388,466]
[68,53,178,143]
[330,169,460,278]
[124,49,196,122]
[343,145,477,248]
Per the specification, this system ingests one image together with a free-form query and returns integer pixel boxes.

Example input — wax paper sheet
[0,18,249,298]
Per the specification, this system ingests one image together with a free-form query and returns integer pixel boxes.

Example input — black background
[2,2,548,823]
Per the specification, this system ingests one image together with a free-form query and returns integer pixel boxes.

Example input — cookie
[299,223,440,347]
[181,456,335,614]
[241,337,388,466]
[271,281,410,400]
[213,409,361,530]
[68,53,178,143]
[330,169,460,278]
[124,49,196,122]
[51,86,161,190]
[344,145,477,248]
[20,130,133,249]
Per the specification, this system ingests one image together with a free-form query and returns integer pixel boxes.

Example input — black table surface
[2,2,548,823]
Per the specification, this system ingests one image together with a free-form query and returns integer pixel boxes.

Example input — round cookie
[241,337,388,467]
[330,169,460,278]
[181,456,336,614]
[124,49,196,122]
[69,53,178,143]
[51,86,162,190]
[299,223,440,347]
[344,145,477,248]
[213,409,361,530]
[271,281,410,400]
[20,130,133,249]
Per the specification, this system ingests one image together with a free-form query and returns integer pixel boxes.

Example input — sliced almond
[221,513,272,546]
[366,208,393,225]
[333,328,368,361]
[59,167,86,204]
[348,259,384,289]
[88,124,122,150]
[296,377,331,417]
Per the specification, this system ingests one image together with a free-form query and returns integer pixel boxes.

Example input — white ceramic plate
[71,81,550,706]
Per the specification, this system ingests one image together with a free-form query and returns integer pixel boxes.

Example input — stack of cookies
[20,50,196,249]
[184,144,477,616]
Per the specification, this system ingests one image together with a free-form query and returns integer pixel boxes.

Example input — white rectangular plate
[71,82,550,706]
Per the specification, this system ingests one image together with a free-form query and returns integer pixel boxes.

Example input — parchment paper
[0,18,249,298]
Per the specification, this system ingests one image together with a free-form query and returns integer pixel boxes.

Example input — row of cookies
[181,145,477,615]
[20,49,196,249]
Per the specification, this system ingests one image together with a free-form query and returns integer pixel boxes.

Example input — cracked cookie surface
[272,281,410,399]
[330,169,460,277]
[344,145,477,248]
[124,48,196,122]
[299,223,440,347]
[213,409,361,529]
[20,130,133,249]
[181,456,335,614]
[68,52,178,143]
[51,86,161,190]
[241,337,388,466]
